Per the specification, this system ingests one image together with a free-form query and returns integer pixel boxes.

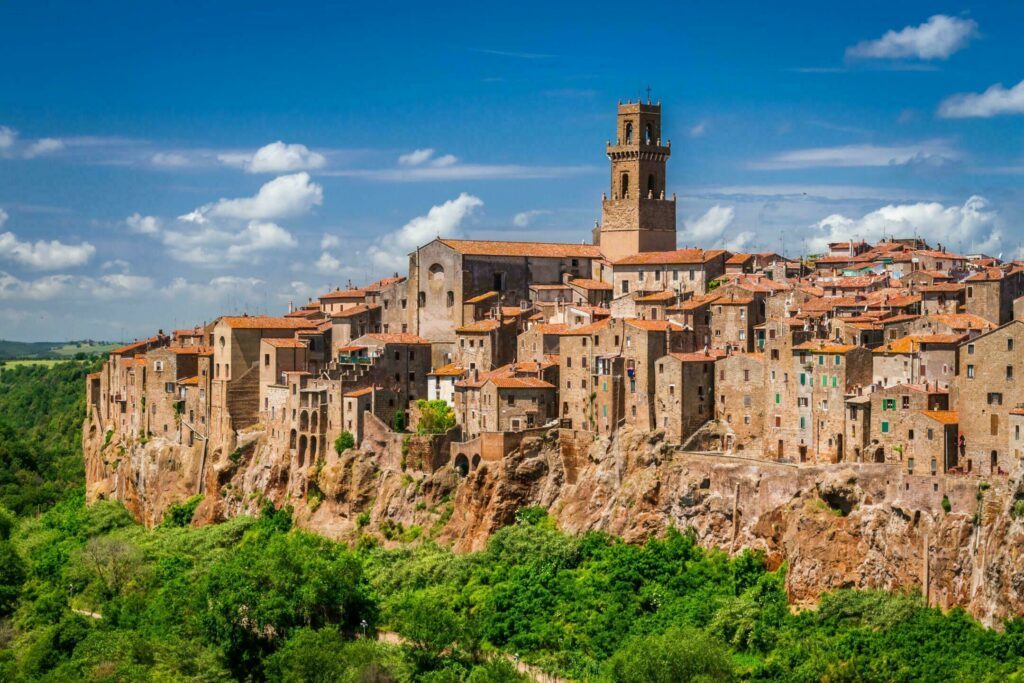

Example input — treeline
[1,363,1024,681]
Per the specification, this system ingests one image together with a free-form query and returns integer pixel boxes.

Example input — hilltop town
[83,99,1024,618]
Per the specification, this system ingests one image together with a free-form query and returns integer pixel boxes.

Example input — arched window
[645,124,653,144]
[299,410,309,431]
[647,174,657,198]
[428,263,445,281]
[418,291,426,306]
[298,435,307,468]
[447,291,454,307]
[620,172,629,199]
[625,122,633,144]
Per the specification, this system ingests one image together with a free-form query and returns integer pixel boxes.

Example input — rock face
[83,423,1024,626]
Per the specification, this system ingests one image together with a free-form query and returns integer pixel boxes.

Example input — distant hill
[0,339,120,360]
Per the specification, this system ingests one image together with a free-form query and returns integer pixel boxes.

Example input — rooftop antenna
[645,84,652,103]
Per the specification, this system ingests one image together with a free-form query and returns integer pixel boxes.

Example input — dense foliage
[415,400,456,435]
[2,361,1024,681]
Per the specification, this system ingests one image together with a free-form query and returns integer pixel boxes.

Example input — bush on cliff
[415,399,456,435]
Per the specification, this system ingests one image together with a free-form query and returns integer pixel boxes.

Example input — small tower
[597,98,677,262]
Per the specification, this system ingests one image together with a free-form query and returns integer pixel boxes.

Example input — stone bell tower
[596,98,677,262]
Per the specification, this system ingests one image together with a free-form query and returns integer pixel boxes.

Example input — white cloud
[0,209,7,229]
[165,275,265,303]
[314,252,341,274]
[680,205,755,252]
[0,127,15,150]
[398,149,436,166]
[846,15,978,60]
[396,148,459,168]
[689,121,707,138]
[101,259,131,272]
[218,141,327,174]
[162,219,297,265]
[367,193,483,271]
[512,210,549,227]
[24,138,65,158]
[151,152,192,168]
[809,195,999,254]
[181,172,323,223]
[0,271,149,301]
[939,80,1024,119]
[327,163,594,182]
[751,140,957,170]
[126,213,161,235]
[320,234,341,250]
[0,231,96,270]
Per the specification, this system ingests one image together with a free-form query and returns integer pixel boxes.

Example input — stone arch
[299,410,309,431]
[625,121,633,144]
[620,172,629,199]
[454,454,469,476]
[289,429,297,449]
[647,174,656,198]
[447,290,454,307]
[428,263,445,281]
[645,123,652,144]
[298,435,308,468]
[874,447,885,463]
[471,454,481,470]
[310,411,319,431]
[310,436,318,461]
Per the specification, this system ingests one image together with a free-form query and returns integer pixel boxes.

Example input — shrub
[1012,500,1024,519]
[334,431,355,454]
[942,495,952,514]
[415,399,455,435]
[160,494,204,528]
[392,411,406,433]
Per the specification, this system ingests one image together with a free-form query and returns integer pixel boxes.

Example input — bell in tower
[596,97,677,262]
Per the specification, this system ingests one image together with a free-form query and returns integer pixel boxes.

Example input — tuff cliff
[83,422,1024,626]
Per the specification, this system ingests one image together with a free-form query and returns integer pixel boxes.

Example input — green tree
[265,627,405,682]
[335,431,355,453]
[602,627,734,683]
[415,399,455,435]
[0,539,26,616]
[197,528,375,678]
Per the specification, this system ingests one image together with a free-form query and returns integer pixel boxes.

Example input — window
[446,291,454,307]
[988,392,1003,406]
[799,416,805,430]
[264,353,270,366]
[883,398,896,411]
[881,421,889,433]
[834,355,841,365]
[775,392,780,404]
[902,395,910,409]
[743,369,750,381]
[621,280,630,294]
[620,172,630,198]
[1008,366,1015,381]
[1010,338,1016,351]
[967,364,975,379]
[624,122,633,144]
[418,292,426,306]
[908,429,915,440]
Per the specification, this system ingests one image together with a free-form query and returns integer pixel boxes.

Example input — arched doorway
[310,411,319,432]
[289,429,297,449]
[309,436,317,461]
[454,454,469,477]
[874,447,885,463]
[298,435,307,468]
[471,454,481,471]
[299,410,309,431]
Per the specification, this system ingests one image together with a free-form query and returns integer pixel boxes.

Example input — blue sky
[1,1,1023,341]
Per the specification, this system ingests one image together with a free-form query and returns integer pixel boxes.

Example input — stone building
[867,383,949,465]
[964,266,1024,326]
[611,248,728,299]
[654,350,721,444]
[871,334,963,390]
[714,352,765,452]
[516,323,567,363]
[595,99,677,263]
[454,318,517,372]
[956,320,1024,475]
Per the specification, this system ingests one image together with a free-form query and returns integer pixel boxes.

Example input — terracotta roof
[793,341,859,354]
[177,376,199,386]
[337,344,367,353]
[635,290,677,302]
[465,291,500,304]
[330,303,380,319]
[874,333,966,354]
[319,288,366,300]
[456,319,503,333]
[263,338,308,349]
[914,249,966,260]
[713,296,754,306]
[569,278,613,291]
[173,327,204,337]
[726,253,754,265]
[529,323,570,335]
[364,333,430,345]
[625,318,682,332]
[918,283,965,293]
[613,248,727,266]
[164,345,213,355]
[530,283,571,291]
[219,316,312,330]
[344,386,377,398]
[438,238,602,259]
[928,314,995,331]
[561,318,613,336]
[429,363,467,377]
[919,410,959,425]
[490,376,556,390]
[668,292,721,312]
[364,276,405,292]
[668,350,727,362]
[112,334,166,355]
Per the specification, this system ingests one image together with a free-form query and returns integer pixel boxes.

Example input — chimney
[288,299,294,314]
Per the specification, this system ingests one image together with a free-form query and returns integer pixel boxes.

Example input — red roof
[614,248,727,266]
[439,238,601,259]
[319,288,366,300]
[219,316,312,330]
[365,333,430,345]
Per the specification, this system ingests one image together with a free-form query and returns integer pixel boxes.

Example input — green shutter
[775,392,780,404]
[882,421,889,433]
[832,376,838,388]
[800,373,806,385]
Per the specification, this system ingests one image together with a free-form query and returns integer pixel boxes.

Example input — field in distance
[0,339,120,361]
